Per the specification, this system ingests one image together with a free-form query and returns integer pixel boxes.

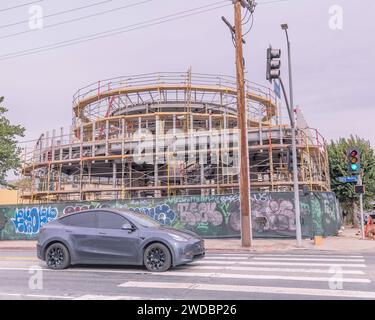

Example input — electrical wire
[242,11,254,37]
[241,8,249,24]
[258,0,289,4]
[0,0,43,13]
[0,1,230,61]
[0,0,152,40]
[0,0,112,29]
[241,9,252,26]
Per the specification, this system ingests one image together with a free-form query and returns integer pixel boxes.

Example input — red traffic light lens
[351,150,358,157]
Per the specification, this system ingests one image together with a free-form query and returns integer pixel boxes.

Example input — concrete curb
[0,247,36,251]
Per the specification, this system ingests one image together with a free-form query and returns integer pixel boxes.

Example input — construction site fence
[0,192,341,240]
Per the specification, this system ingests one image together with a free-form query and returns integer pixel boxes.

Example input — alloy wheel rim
[146,247,166,270]
[47,247,65,268]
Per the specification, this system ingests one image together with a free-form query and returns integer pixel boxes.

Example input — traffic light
[266,47,281,83]
[348,148,360,174]
[286,145,293,172]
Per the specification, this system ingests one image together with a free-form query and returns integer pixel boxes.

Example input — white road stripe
[254,257,365,262]
[74,295,172,300]
[120,281,375,299]
[0,264,366,277]
[0,292,171,300]
[206,256,365,262]
[0,292,72,299]
[205,257,248,260]
[115,270,371,283]
[0,267,147,274]
[256,254,364,258]
[196,260,367,268]
[185,265,365,275]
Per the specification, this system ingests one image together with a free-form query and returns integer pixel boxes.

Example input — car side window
[60,212,97,228]
[97,211,127,230]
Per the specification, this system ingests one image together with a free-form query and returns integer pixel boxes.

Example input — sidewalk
[0,227,374,252]
[205,227,375,253]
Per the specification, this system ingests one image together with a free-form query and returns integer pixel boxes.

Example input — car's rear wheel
[45,243,70,270]
[144,243,171,272]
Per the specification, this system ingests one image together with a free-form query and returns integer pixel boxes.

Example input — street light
[281,23,303,247]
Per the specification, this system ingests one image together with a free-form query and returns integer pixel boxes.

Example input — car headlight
[168,233,189,242]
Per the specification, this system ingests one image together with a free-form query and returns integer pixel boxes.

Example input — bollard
[314,236,323,245]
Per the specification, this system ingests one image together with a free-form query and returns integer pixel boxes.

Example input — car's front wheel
[144,243,171,272]
[45,243,70,270]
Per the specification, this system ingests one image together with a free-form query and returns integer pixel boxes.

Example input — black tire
[143,243,172,272]
[45,243,70,270]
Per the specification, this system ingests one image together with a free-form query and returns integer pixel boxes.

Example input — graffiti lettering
[177,202,223,227]
[252,199,296,232]
[63,203,104,215]
[12,207,58,235]
[130,204,176,225]
[0,192,341,240]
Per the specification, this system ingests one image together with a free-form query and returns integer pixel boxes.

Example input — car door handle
[65,229,73,233]
[99,232,107,235]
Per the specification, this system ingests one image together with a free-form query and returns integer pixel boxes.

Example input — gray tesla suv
[37,209,205,272]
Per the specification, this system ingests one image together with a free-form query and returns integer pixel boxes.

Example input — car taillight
[39,227,45,234]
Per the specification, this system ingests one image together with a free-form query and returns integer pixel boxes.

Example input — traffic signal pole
[358,175,365,240]
[282,25,302,247]
[276,74,303,247]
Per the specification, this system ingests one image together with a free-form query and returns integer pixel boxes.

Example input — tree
[328,135,375,226]
[0,97,25,188]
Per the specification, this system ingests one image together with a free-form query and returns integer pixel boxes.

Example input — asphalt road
[0,249,374,300]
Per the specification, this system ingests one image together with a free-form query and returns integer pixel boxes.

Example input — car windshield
[117,209,161,228]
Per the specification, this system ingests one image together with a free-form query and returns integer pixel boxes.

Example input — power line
[0,0,43,13]
[242,13,254,36]
[0,1,230,61]
[257,0,289,5]
[0,0,152,41]
[0,0,112,30]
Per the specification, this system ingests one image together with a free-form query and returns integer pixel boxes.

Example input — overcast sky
[1,0,374,150]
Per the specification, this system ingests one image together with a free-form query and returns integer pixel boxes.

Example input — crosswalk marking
[206,254,364,259]
[186,265,365,275]
[120,281,375,299]
[119,253,375,299]
[255,254,364,258]
[114,270,371,283]
[196,260,367,268]
[0,292,72,299]
[254,257,365,262]
[205,255,365,262]
[205,256,248,260]
[74,295,172,300]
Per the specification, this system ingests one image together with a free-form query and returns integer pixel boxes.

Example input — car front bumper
[174,239,205,266]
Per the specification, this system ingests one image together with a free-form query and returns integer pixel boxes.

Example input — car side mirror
[122,223,134,231]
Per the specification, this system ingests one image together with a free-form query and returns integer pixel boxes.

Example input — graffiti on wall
[11,206,58,235]
[129,204,176,225]
[251,193,296,233]
[0,192,341,240]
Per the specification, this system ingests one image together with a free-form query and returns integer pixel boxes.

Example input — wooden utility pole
[234,0,252,247]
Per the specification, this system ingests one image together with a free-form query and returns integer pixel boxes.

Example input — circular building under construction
[20,71,331,203]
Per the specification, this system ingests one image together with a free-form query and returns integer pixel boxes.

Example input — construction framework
[20,71,330,203]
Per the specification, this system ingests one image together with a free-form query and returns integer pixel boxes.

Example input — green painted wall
[0,192,341,240]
